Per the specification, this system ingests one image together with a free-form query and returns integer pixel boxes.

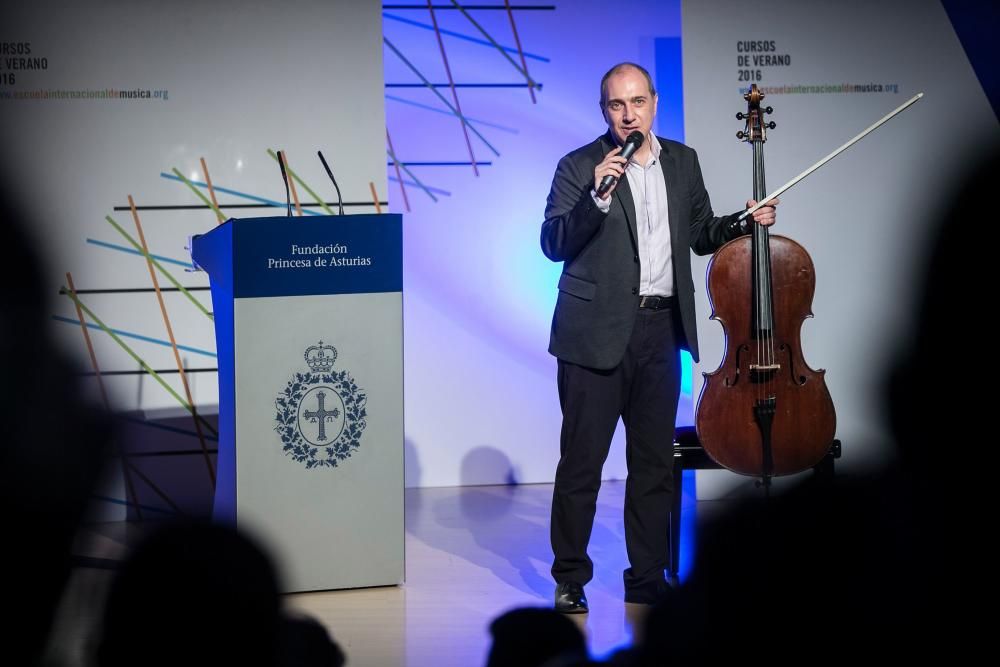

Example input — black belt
[638,295,676,310]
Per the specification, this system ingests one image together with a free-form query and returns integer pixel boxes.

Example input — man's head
[599,62,658,147]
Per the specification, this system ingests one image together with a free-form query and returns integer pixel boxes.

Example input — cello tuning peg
[767,121,776,129]
[765,106,774,114]
[736,112,745,120]
[736,131,746,140]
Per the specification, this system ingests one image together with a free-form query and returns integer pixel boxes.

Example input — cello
[695,84,836,488]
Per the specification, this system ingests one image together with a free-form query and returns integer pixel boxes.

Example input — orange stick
[200,157,226,224]
[369,182,382,214]
[66,272,143,520]
[505,0,536,104]
[129,195,216,488]
[427,0,479,176]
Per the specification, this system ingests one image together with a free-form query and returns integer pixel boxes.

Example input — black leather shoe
[624,577,675,605]
[554,582,588,614]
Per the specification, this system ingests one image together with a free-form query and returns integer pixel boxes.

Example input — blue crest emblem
[274,341,367,468]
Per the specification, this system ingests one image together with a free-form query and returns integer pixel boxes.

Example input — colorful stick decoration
[200,157,226,224]
[170,167,226,222]
[129,195,216,488]
[386,130,411,212]
[65,271,143,519]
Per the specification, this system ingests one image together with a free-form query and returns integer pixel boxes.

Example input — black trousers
[551,304,681,603]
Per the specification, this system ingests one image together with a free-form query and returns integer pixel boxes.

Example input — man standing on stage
[541,62,777,612]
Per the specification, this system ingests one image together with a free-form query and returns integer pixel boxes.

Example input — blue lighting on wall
[383,0,695,590]
[655,36,685,143]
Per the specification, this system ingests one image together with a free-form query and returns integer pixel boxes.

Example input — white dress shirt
[592,134,673,296]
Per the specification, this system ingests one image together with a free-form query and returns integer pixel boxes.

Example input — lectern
[193,214,403,592]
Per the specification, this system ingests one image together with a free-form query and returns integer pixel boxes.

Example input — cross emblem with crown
[274,340,368,469]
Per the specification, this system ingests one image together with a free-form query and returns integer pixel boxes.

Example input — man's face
[601,67,658,147]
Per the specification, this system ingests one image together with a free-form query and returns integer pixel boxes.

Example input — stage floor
[51,480,732,666]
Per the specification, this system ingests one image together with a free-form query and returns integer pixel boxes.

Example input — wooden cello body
[695,85,836,483]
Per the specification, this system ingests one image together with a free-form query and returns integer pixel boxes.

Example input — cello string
[750,138,757,406]
[755,138,762,403]
[753,138,770,400]
[760,142,775,397]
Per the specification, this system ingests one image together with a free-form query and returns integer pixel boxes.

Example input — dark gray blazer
[541,132,745,370]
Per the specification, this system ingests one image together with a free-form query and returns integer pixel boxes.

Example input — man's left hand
[746,198,779,227]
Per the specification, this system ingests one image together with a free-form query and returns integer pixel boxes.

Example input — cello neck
[748,96,774,339]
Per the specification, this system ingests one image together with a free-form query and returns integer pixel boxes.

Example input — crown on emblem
[304,341,338,373]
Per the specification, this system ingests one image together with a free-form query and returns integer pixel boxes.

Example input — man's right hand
[594,147,627,199]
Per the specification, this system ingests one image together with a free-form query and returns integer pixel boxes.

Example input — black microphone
[276,149,292,217]
[317,150,344,216]
[597,130,644,197]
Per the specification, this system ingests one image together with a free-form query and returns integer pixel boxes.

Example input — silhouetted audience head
[486,607,588,667]
[1,188,110,664]
[887,146,996,484]
[0,186,344,666]
[276,612,346,667]
[635,478,910,664]
[96,520,282,667]
[96,519,345,667]
[628,145,1000,666]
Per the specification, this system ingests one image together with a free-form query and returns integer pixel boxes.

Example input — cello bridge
[749,363,781,372]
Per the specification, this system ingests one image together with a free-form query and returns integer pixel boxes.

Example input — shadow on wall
[115,410,220,519]
[462,445,520,487]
